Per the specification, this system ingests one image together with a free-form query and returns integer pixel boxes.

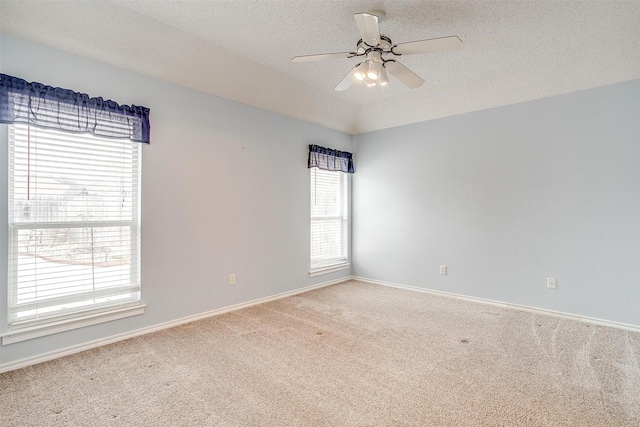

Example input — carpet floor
[1,280,639,426]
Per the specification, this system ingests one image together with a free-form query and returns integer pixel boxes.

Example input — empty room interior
[0,1,639,425]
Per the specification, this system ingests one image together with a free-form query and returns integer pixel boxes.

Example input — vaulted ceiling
[1,1,639,134]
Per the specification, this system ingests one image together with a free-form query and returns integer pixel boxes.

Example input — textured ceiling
[1,0,639,135]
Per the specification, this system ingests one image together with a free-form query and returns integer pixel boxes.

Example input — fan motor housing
[356,35,393,54]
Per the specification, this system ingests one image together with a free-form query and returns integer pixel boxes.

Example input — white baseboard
[0,277,349,373]
[353,276,640,333]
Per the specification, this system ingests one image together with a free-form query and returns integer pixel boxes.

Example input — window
[7,124,142,330]
[310,167,349,274]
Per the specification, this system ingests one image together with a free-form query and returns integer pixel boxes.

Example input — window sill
[309,262,351,277]
[1,304,146,345]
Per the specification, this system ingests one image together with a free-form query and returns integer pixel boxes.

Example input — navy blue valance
[308,144,354,173]
[0,74,150,144]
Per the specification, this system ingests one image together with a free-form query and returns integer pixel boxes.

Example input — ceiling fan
[292,11,462,91]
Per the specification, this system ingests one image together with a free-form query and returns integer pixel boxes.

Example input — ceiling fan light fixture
[366,59,382,80]
[378,66,389,86]
[367,61,380,80]
[363,75,377,87]
[353,62,367,81]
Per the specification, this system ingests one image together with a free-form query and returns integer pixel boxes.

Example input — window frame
[1,124,145,344]
[309,167,350,277]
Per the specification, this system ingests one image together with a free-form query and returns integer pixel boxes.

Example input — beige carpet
[1,280,639,426]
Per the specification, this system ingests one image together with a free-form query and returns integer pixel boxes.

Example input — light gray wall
[353,79,640,326]
[1,33,638,368]
[0,34,352,366]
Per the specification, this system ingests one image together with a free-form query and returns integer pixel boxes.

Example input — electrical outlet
[229,274,236,285]
[547,277,556,289]
[440,265,447,275]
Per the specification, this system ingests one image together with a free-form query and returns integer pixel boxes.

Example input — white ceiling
[1,1,639,135]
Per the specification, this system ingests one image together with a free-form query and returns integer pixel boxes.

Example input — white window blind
[310,168,348,269]
[7,124,141,328]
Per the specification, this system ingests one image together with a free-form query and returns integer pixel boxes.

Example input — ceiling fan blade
[354,12,381,46]
[393,36,462,55]
[334,65,357,91]
[384,61,424,89]
[291,52,355,63]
